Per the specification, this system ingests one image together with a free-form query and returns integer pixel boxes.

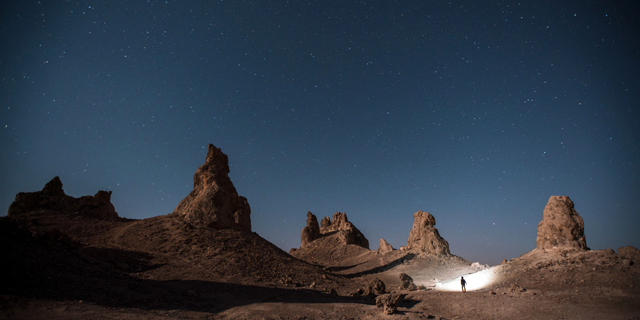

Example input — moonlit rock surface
[618,246,640,262]
[406,210,450,255]
[300,211,320,247]
[173,144,251,231]
[536,196,587,250]
[319,212,369,249]
[377,238,394,254]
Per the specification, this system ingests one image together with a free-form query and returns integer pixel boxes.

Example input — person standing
[461,276,467,293]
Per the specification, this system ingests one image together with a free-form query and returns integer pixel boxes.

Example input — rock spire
[406,210,450,255]
[172,144,251,230]
[536,196,587,250]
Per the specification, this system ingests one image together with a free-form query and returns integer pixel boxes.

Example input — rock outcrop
[172,144,251,231]
[618,246,640,262]
[364,278,387,297]
[8,176,118,220]
[320,212,369,249]
[536,196,587,250]
[296,211,369,249]
[376,293,404,315]
[399,273,417,290]
[300,212,321,247]
[406,210,450,255]
[377,238,394,254]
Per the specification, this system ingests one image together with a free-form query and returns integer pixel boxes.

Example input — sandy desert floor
[2,211,639,319]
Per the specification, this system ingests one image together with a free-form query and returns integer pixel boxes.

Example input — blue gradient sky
[2,1,639,265]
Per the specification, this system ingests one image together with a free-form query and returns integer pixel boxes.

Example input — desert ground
[2,209,639,319]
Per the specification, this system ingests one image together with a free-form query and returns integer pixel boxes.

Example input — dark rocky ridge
[8,176,118,220]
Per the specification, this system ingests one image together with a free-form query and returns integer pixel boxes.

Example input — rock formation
[377,238,394,254]
[300,212,320,247]
[172,144,251,231]
[376,293,404,315]
[364,278,386,297]
[399,273,418,291]
[618,246,640,262]
[536,196,587,250]
[8,176,118,220]
[296,211,369,249]
[406,210,450,255]
[321,212,369,248]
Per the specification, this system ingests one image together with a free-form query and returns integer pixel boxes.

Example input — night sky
[2,1,639,265]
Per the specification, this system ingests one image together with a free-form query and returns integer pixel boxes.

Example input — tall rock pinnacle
[406,210,450,256]
[173,144,251,230]
[536,196,587,250]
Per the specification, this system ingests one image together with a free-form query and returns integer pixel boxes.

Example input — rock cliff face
[406,210,450,256]
[536,196,587,250]
[8,176,118,220]
[172,144,251,231]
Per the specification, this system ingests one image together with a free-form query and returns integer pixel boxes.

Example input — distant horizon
[4,172,633,266]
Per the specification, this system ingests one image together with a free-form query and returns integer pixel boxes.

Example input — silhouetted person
[461,276,467,293]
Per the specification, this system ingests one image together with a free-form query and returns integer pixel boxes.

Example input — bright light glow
[432,267,501,292]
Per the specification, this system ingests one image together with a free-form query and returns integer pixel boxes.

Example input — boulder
[536,196,587,250]
[172,144,251,230]
[377,238,394,254]
[300,212,320,247]
[618,246,640,261]
[399,273,417,290]
[406,211,450,255]
[375,293,404,315]
[8,176,118,220]
[364,278,386,297]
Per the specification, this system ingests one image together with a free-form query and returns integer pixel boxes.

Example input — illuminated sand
[431,265,504,292]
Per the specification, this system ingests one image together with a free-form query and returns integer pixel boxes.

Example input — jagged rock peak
[298,211,369,249]
[377,238,394,254]
[406,210,450,256]
[173,144,251,231]
[536,196,587,250]
[8,176,118,220]
[42,176,65,196]
[319,212,351,233]
[300,211,320,247]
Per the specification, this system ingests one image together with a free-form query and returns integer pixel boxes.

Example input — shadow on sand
[1,218,374,315]
[340,253,417,278]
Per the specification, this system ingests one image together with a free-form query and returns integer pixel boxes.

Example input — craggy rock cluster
[173,144,251,231]
[8,176,118,219]
[406,210,450,255]
[377,238,394,254]
[536,196,587,250]
[300,211,369,249]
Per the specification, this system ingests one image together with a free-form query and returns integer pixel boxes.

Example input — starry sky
[1,1,639,265]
